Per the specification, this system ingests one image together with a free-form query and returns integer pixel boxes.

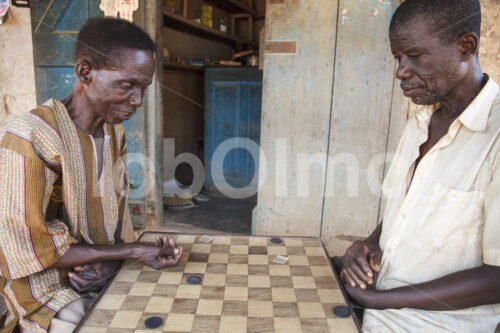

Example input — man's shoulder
[1,103,63,163]
[5,104,60,135]
[487,91,500,127]
[29,104,60,130]
[492,90,500,112]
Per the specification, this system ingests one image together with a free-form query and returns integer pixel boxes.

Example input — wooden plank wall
[321,0,406,256]
[255,0,339,236]
[256,0,407,254]
[478,0,499,83]
[140,0,164,230]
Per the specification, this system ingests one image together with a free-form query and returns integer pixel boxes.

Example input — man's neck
[437,66,486,120]
[61,84,105,138]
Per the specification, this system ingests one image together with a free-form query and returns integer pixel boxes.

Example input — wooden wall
[256,0,499,256]
[0,6,37,140]
[255,0,406,251]
[479,0,499,83]
[321,0,407,256]
[255,0,339,236]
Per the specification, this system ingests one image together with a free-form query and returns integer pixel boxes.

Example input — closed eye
[120,81,133,89]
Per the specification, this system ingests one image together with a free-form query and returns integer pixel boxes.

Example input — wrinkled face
[86,48,155,124]
[390,17,463,105]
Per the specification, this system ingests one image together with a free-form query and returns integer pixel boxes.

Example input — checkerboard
[77,233,359,332]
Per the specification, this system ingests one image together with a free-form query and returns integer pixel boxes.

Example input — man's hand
[68,261,120,293]
[340,240,382,289]
[133,236,183,270]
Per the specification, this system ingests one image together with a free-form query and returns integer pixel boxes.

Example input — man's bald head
[390,0,481,45]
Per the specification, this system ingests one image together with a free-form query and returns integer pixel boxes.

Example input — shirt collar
[414,104,435,130]
[458,76,499,132]
[413,76,499,133]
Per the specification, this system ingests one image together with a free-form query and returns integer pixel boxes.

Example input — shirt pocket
[422,183,485,249]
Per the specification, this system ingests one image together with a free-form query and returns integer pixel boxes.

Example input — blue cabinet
[204,67,263,194]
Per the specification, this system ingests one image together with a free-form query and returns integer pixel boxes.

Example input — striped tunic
[0,99,128,332]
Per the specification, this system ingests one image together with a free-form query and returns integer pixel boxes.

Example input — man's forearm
[52,243,138,268]
[366,264,500,310]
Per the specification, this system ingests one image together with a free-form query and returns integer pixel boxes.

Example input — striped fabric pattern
[0,99,128,332]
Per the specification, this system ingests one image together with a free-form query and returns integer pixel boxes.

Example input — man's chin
[104,118,125,125]
[410,96,440,106]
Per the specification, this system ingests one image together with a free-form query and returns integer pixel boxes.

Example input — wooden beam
[183,0,188,18]
[143,0,164,230]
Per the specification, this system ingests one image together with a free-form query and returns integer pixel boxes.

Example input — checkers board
[77,233,360,332]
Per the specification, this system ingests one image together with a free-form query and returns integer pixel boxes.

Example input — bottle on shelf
[219,18,227,33]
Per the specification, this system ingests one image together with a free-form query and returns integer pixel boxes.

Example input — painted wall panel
[320,0,405,256]
[479,0,499,83]
[34,67,75,103]
[0,6,37,140]
[29,0,157,229]
[33,33,76,67]
[31,1,102,105]
[255,0,339,236]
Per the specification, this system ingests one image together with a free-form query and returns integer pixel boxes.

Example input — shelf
[204,0,258,17]
[163,8,257,48]
[163,60,204,72]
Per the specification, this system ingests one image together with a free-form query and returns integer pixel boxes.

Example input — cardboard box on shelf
[201,5,212,28]
[165,0,176,13]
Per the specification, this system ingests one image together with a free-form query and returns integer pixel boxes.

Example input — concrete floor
[163,192,256,235]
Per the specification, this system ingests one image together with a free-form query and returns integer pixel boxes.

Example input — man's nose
[396,55,412,80]
[129,88,143,107]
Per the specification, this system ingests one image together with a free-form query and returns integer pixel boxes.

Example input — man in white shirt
[340,0,500,331]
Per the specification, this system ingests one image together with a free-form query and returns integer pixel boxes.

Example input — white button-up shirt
[363,77,500,332]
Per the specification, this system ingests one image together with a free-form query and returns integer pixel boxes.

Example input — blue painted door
[204,67,263,193]
[31,0,102,104]
[30,1,148,227]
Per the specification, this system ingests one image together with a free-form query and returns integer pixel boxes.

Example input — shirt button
[386,247,392,253]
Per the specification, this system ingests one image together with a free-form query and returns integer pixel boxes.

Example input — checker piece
[334,305,351,318]
[145,316,163,329]
[270,237,282,244]
[187,275,202,285]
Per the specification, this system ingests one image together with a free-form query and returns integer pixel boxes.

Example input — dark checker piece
[144,316,163,329]
[333,305,351,318]
[187,275,202,285]
[270,237,282,244]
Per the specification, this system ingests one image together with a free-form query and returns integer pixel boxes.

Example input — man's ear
[457,32,479,62]
[75,61,93,85]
